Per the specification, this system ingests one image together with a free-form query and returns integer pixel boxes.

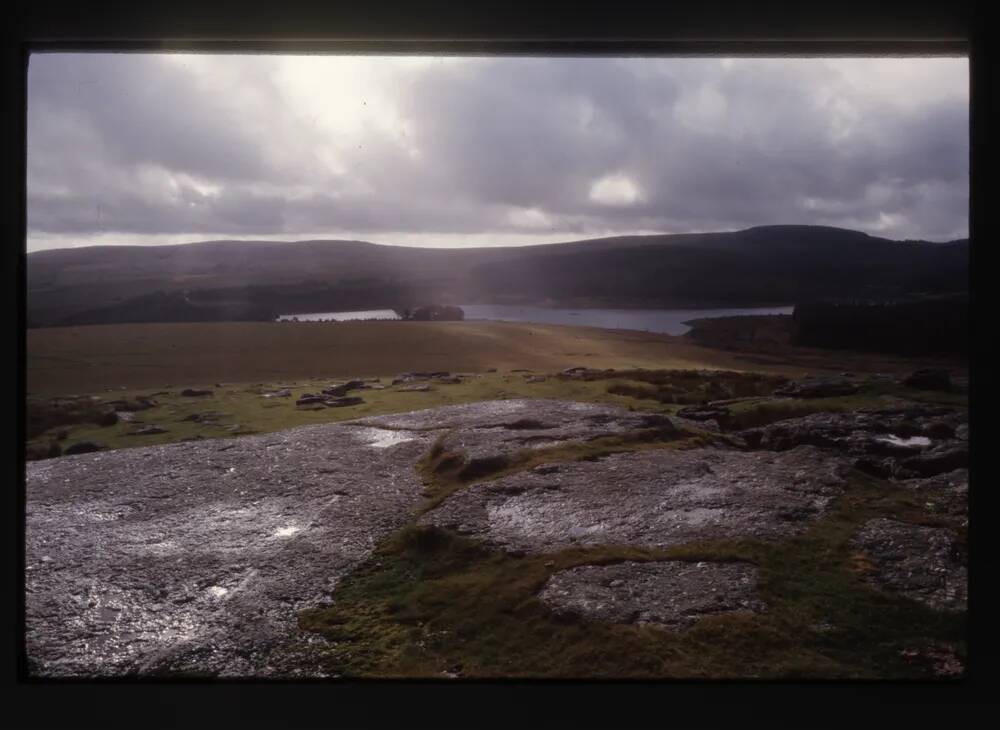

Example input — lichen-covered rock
[850,518,966,612]
[740,407,965,461]
[538,560,766,629]
[25,422,438,678]
[420,445,848,553]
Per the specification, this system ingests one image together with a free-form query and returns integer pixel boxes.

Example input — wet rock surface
[355,399,683,463]
[26,422,437,677]
[850,518,966,612]
[26,396,968,678]
[740,406,965,465]
[25,400,690,677]
[420,445,848,553]
[538,560,766,629]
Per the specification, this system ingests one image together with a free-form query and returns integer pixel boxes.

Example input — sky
[26,54,969,251]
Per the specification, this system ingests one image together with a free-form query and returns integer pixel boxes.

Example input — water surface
[459,304,794,336]
[275,304,793,335]
[276,309,400,322]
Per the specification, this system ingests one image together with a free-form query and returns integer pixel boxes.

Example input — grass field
[25,319,954,397]
[25,320,967,458]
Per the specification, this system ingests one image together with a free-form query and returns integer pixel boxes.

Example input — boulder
[899,444,969,477]
[901,369,952,392]
[107,398,157,412]
[63,441,106,455]
[322,384,352,397]
[324,396,364,408]
[95,411,119,427]
[129,426,168,436]
[296,395,327,406]
[676,405,731,428]
[262,389,292,399]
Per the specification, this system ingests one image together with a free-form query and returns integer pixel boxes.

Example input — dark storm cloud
[27,54,968,248]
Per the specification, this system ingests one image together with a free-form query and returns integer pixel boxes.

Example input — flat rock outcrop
[538,560,766,628]
[25,397,967,679]
[26,422,437,678]
[850,518,966,612]
[420,445,848,553]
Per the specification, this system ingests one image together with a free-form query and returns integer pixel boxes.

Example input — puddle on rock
[352,427,419,449]
[878,435,932,448]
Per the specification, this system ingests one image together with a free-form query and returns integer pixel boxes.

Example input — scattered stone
[850,518,966,611]
[676,405,731,428]
[539,561,766,629]
[179,413,203,422]
[434,376,463,384]
[901,369,952,392]
[129,426,168,436]
[398,384,432,392]
[774,376,859,398]
[63,441,106,455]
[296,396,327,406]
[324,397,364,408]
[115,411,136,423]
[179,389,213,398]
[262,390,292,399]
[524,375,547,383]
[486,368,498,373]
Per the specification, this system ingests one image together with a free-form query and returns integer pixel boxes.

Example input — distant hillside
[26,225,968,327]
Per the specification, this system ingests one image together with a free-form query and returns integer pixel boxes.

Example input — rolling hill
[26,225,969,327]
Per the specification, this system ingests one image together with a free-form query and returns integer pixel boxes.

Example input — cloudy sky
[26,54,968,251]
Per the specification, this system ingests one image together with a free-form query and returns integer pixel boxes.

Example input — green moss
[297,471,965,679]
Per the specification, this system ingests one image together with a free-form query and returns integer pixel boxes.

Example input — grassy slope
[26,319,960,398]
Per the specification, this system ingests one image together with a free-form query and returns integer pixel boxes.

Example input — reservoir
[458,304,794,336]
[276,309,401,322]
[276,304,793,336]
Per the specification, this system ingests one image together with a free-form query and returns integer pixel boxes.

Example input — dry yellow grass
[26,320,819,397]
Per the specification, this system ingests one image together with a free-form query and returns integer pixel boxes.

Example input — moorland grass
[296,470,965,679]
